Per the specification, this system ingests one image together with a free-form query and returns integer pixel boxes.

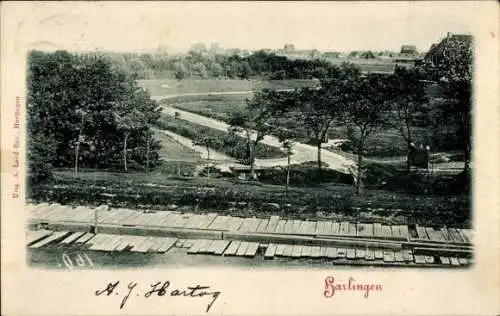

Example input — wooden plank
[381,225,392,239]
[208,216,230,230]
[187,239,204,254]
[355,249,366,259]
[205,240,223,254]
[282,244,294,257]
[331,222,340,235]
[394,251,404,262]
[291,245,303,258]
[448,228,465,243]
[100,235,124,251]
[197,239,216,254]
[383,250,395,262]
[449,257,460,266]
[458,258,469,265]
[374,249,384,260]
[425,256,435,264]
[90,234,120,251]
[298,221,308,235]
[365,249,375,261]
[326,247,338,259]
[213,240,231,255]
[300,245,312,258]
[222,241,240,256]
[59,232,86,245]
[275,244,285,256]
[183,214,204,229]
[357,223,373,237]
[320,247,329,258]
[346,248,356,259]
[440,228,452,241]
[320,221,334,235]
[425,227,445,242]
[245,242,260,257]
[256,219,269,233]
[26,230,53,245]
[235,242,250,256]
[399,225,410,240]
[291,220,302,234]
[461,229,473,243]
[273,220,287,234]
[373,223,383,238]
[391,226,401,239]
[129,236,152,252]
[348,223,357,237]
[246,218,261,233]
[339,222,349,236]
[74,233,95,244]
[226,217,244,232]
[336,248,346,258]
[439,257,451,265]
[315,221,326,235]
[283,220,294,234]
[265,216,279,233]
[414,255,426,264]
[29,231,69,249]
[457,229,471,244]
[238,218,254,232]
[402,250,414,262]
[264,244,277,259]
[305,221,317,235]
[70,207,95,222]
[416,225,429,240]
[310,246,321,258]
[113,236,133,252]
[200,214,218,229]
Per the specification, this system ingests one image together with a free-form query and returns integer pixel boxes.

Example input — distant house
[400,45,418,56]
[283,44,296,52]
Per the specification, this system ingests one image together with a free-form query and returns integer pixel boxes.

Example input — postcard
[1,1,499,315]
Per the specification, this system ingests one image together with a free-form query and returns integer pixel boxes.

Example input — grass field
[138,78,318,97]
[156,115,286,160]
[153,130,200,161]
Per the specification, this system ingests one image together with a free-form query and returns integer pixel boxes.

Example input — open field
[153,130,200,161]
[138,78,318,97]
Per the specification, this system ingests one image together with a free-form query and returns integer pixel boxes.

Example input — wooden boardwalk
[26,203,473,268]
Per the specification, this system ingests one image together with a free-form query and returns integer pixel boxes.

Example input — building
[400,45,418,56]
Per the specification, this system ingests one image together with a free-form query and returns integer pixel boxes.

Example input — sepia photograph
[1,2,499,315]
[24,5,473,270]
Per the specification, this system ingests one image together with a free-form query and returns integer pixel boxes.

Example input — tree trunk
[286,154,291,198]
[317,143,322,171]
[74,112,85,175]
[123,131,129,173]
[406,142,412,172]
[356,139,364,195]
[206,145,211,179]
[146,137,150,174]
[249,142,256,180]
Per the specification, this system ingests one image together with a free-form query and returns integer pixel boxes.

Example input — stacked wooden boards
[26,203,473,248]
[27,230,179,254]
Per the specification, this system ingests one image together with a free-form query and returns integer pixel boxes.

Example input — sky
[5,2,478,53]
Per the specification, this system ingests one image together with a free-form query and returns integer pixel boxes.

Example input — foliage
[156,116,285,160]
[423,34,473,172]
[27,50,161,180]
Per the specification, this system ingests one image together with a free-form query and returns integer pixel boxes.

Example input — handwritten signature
[95,281,221,312]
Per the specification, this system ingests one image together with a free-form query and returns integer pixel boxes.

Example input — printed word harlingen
[324,276,382,298]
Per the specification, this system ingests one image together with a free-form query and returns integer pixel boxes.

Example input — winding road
[159,105,357,177]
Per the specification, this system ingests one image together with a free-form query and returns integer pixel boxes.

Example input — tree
[344,74,392,194]
[277,129,295,200]
[193,133,219,178]
[424,34,473,173]
[387,66,428,171]
[293,63,360,171]
[229,90,286,179]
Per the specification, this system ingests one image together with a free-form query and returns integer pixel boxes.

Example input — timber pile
[26,202,473,267]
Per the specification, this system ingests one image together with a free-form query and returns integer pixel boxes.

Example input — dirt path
[160,106,356,177]
[150,89,295,101]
